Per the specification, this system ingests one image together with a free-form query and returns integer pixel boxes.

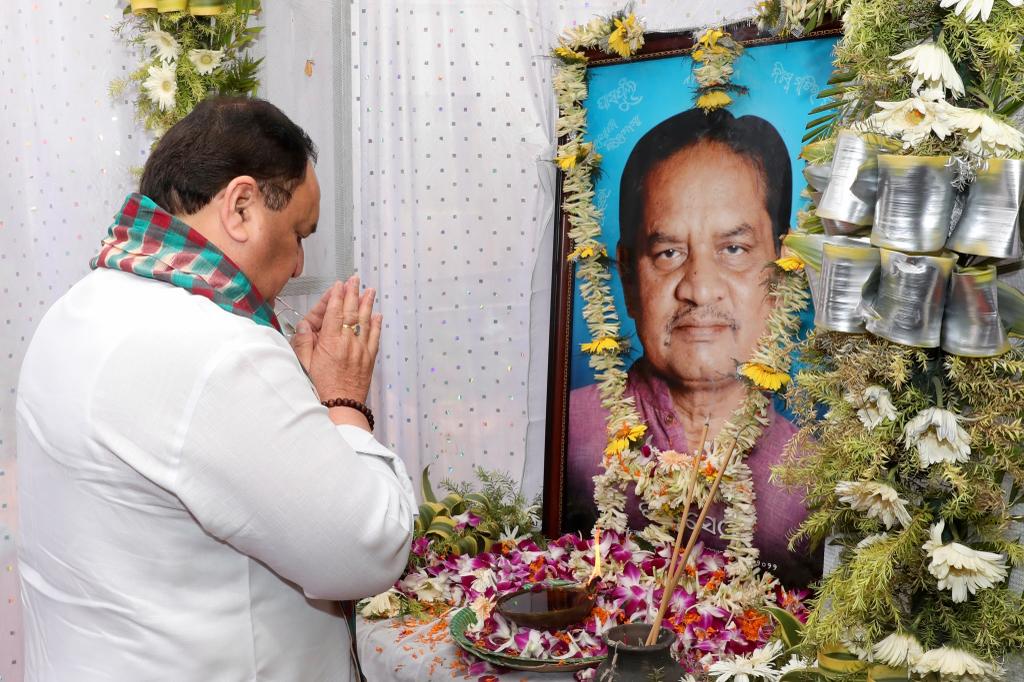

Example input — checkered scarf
[91,193,281,332]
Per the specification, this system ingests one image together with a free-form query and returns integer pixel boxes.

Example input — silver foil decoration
[816,237,879,333]
[946,158,1024,259]
[941,265,1010,357]
[803,164,831,193]
[816,131,880,235]
[862,249,955,348]
[870,155,955,253]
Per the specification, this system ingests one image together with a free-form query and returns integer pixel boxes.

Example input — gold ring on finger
[342,322,361,337]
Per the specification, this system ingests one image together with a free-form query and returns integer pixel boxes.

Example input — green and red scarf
[91,193,281,332]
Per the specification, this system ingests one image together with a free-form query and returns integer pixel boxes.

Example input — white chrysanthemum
[912,645,1004,680]
[903,407,971,468]
[359,589,403,618]
[708,640,785,682]
[865,97,956,149]
[143,25,180,64]
[188,48,224,76]
[845,385,898,430]
[778,655,814,676]
[939,0,1023,23]
[939,106,1024,158]
[142,63,177,111]
[873,632,925,668]
[923,520,1008,602]
[891,39,965,97]
[836,481,912,529]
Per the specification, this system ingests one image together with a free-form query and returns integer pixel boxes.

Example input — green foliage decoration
[777,331,1024,670]
[412,466,542,562]
[110,2,262,142]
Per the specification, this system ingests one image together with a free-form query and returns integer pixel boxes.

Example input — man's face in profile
[621,140,777,392]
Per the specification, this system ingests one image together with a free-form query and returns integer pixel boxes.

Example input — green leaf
[764,606,804,650]
[998,281,1024,335]
[439,493,467,515]
[782,232,825,273]
[426,516,458,539]
[421,466,437,504]
[455,535,479,555]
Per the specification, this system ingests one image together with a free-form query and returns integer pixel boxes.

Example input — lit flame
[587,528,602,587]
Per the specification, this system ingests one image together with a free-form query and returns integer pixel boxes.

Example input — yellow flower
[567,244,608,262]
[699,28,724,49]
[555,153,577,171]
[774,255,805,271]
[692,48,705,62]
[605,437,629,457]
[739,362,790,391]
[581,337,620,354]
[614,423,647,442]
[553,44,587,63]
[607,14,638,58]
[697,90,731,112]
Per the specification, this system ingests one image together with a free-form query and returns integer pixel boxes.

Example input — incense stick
[645,435,742,646]
[643,417,708,647]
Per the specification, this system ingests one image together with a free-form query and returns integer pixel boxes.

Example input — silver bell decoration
[946,158,1024,259]
[815,237,879,333]
[941,265,1010,357]
[862,249,955,348]
[870,155,955,253]
[816,130,881,235]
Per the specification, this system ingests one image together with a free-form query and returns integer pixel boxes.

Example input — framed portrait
[543,23,841,584]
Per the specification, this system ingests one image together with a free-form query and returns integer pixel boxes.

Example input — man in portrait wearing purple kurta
[566,108,822,588]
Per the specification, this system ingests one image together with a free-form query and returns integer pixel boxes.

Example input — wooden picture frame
[542,21,843,537]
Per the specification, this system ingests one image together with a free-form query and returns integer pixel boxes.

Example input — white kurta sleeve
[169,337,415,600]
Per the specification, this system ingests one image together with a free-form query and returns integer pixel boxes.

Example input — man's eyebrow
[717,223,755,240]
[645,231,683,246]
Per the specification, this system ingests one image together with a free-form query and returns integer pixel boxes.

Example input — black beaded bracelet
[321,397,375,431]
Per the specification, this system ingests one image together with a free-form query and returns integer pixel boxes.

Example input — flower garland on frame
[552,15,811,595]
[111,0,262,140]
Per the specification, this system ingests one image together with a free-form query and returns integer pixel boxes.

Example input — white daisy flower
[903,407,971,468]
[940,106,1024,158]
[912,645,1003,680]
[890,39,965,98]
[865,97,956,149]
[143,24,180,64]
[845,385,898,430]
[778,655,815,676]
[873,632,925,668]
[358,588,403,618]
[924,520,1008,602]
[835,481,913,529]
[708,640,785,682]
[939,0,1023,23]
[142,63,178,111]
[187,48,224,76]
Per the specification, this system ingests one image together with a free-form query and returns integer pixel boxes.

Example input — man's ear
[617,242,639,321]
[219,176,259,244]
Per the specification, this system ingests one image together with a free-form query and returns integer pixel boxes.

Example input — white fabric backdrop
[0,1,753,679]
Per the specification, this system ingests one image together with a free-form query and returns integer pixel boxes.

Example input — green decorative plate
[448,606,605,673]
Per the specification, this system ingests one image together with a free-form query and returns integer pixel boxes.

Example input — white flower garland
[552,16,811,590]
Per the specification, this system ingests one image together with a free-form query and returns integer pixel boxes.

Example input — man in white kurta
[16,97,415,681]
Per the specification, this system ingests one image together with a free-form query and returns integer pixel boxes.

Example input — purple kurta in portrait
[566,360,823,588]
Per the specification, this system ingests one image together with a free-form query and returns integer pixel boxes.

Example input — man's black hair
[140,97,318,215]
[618,108,791,259]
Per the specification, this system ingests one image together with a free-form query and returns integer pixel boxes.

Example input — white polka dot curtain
[0,1,753,678]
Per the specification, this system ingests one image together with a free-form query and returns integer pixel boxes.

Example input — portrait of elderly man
[566,107,821,587]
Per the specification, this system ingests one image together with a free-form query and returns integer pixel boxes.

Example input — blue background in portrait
[569,36,838,391]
